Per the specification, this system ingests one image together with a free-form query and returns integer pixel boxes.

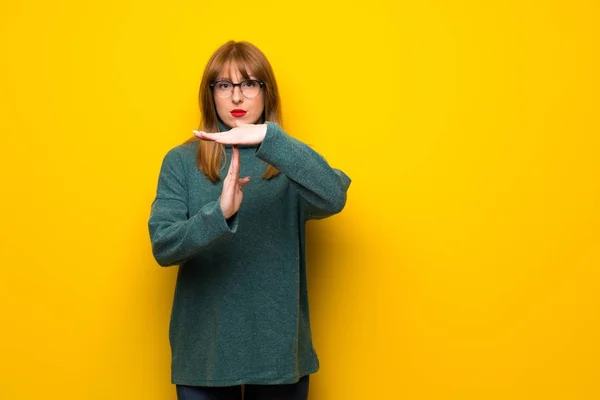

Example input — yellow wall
[1,0,598,398]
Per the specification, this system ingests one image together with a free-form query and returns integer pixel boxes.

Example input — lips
[231,109,247,117]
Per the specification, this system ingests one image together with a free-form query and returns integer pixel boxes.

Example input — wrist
[219,198,231,220]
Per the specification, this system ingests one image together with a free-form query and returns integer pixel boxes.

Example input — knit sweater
[148,121,351,386]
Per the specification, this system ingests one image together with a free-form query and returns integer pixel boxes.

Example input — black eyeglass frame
[209,79,265,99]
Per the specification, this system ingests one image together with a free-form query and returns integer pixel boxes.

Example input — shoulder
[165,139,198,159]
[265,121,286,136]
[162,139,198,163]
[160,139,199,174]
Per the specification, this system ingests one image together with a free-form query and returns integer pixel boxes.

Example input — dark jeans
[176,375,309,400]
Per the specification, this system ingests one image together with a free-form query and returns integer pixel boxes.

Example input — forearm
[255,122,351,214]
[149,200,238,267]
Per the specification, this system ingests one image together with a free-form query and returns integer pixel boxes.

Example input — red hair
[192,41,281,183]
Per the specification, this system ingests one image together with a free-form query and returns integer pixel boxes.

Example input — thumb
[238,176,251,189]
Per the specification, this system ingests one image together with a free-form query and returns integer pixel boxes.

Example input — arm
[255,122,352,220]
[148,148,237,267]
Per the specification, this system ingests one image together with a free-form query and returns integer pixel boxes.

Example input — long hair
[192,41,281,183]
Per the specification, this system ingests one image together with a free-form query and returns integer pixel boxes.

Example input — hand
[220,145,251,219]
[194,121,267,145]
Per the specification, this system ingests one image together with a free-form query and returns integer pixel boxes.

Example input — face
[213,62,265,129]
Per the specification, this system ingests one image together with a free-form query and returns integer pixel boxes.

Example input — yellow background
[1,0,599,399]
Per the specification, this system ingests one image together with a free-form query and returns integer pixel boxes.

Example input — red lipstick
[231,109,247,117]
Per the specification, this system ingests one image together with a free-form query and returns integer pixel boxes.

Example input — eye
[217,81,231,89]
[242,80,258,88]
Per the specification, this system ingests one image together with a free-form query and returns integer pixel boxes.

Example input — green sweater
[148,122,351,386]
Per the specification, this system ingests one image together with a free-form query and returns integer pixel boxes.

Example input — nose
[231,85,243,104]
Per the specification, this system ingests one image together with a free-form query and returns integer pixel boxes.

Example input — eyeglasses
[210,79,265,99]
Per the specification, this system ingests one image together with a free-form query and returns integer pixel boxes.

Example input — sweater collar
[217,119,231,132]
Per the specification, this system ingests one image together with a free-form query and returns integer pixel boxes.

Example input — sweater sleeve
[148,148,238,267]
[255,122,351,220]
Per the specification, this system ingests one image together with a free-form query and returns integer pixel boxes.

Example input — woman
[148,40,351,400]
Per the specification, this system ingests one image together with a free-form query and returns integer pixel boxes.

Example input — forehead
[217,61,255,80]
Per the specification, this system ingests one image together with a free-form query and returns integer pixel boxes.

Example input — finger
[222,169,235,201]
[213,133,236,144]
[238,176,251,190]
[231,145,240,178]
[223,174,231,193]
[226,150,235,177]
[194,131,220,141]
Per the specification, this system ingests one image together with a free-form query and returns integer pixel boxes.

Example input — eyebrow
[215,76,257,81]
